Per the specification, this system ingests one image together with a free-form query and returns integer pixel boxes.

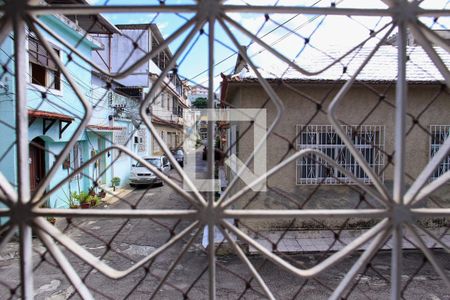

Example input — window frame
[28,35,63,93]
[429,125,450,181]
[296,124,385,185]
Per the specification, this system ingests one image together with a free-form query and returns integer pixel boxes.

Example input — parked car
[129,156,171,187]
[171,148,185,167]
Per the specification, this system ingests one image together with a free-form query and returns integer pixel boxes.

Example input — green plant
[72,191,89,204]
[88,195,101,207]
[61,190,79,208]
[111,176,121,191]
[111,177,121,187]
[191,97,207,108]
[71,191,101,209]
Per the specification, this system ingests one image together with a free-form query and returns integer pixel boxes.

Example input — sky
[89,0,450,91]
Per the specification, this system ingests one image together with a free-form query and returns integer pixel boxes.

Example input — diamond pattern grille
[0,1,449,299]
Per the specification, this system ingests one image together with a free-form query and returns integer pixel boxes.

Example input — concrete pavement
[0,152,449,299]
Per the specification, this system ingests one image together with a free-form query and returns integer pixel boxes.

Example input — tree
[191,97,207,109]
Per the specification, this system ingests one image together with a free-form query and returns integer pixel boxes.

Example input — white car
[129,156,171,187]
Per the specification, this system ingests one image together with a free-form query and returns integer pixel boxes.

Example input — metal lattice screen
[0,0,449,299]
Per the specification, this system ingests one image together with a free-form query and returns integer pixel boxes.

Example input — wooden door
[29,137,45,193]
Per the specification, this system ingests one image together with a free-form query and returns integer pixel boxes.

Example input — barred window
[28,36,61,90]
[296,125,385,184]
[430,125,450,180]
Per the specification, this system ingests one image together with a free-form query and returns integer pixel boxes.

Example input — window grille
[1,1,449,299]
[296,125,385,184]
[430,125,450,180]
[136,128,146,153]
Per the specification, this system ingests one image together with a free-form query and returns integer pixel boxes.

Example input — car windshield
[136,158,161,168]
[176,150,183,155]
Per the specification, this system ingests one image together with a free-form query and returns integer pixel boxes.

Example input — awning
[28,110,74,122]
[28,110,74,138]
[87,125,124,132]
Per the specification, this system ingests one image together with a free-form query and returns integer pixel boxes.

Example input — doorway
[29,137,45,194]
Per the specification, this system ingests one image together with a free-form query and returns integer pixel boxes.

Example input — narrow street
[0,150,449,299]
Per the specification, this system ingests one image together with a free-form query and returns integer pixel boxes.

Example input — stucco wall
[152,124,182,155]
[226,81,450,230]
[0,15,102,209]
[0,36,16,224]
[0,36,16,189]
[93,29,150,87]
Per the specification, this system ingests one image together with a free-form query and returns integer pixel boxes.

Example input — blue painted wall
[0,15,104,210]
[0,34,16,224]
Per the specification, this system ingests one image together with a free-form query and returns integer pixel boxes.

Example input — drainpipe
[108,34,112,73]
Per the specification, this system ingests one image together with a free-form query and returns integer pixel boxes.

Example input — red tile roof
[28,110,74,122]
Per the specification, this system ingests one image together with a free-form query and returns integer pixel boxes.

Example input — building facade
[92,23,188,160]
[221,44,450,230]
[0,13,108,209]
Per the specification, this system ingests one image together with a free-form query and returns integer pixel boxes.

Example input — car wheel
[180,162,184,167]
[130,183,135,188]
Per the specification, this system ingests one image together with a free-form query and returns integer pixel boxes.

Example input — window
[72,142,82,171]
[151,34,170,71]
[167,132,173,148]
[137,128,147,153]
[68,142,83,179]
[296,125,384,184]
[430,125,450,180]
[172,97,178,115]
[28,36,61,90]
